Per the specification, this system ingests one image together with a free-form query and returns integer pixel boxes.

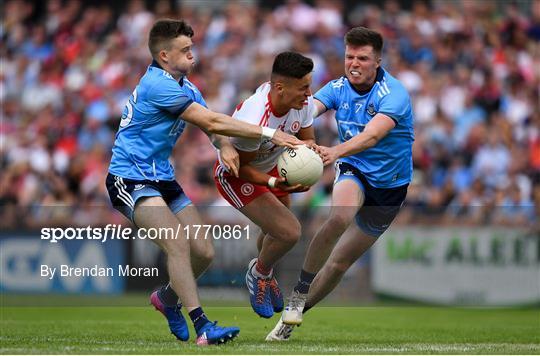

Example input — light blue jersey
[315,67,414,188]
[109,61,207,181]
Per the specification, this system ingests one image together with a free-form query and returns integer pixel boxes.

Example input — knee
[326,213,353,233]
[196,245,215,266]
[327,258,352,276]
[162,240,188,259]
[275,219,301,244]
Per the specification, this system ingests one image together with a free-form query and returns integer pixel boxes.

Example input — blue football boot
[269,277,284,313]
[195,321,240,346]
[245,258,273,318]
[150,290,189,341]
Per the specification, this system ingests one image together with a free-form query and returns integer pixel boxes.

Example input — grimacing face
[160,35,195,77]
[344,44,381,91]
[281,73,313,110]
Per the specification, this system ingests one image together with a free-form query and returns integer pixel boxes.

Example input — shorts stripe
[216,165,244,208]
[114,176,134,208]
[118,178,135,205]
[334,161,341,185]
[117,177,135,206]
[114,181,134,208]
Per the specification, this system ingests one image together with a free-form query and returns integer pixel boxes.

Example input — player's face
[163,35,195,78]
[344,45,381,90]
[282,73,313,110]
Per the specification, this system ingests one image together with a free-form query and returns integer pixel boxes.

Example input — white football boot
[265,317,295,341]
[281,290,308,325]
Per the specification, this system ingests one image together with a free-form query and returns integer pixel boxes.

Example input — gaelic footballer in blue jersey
[106,19,303,346]
[268,27,414,341]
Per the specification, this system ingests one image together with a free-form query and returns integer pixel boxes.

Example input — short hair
[148,19,194,59]
[271,52,314,80]
[344,27,383,55]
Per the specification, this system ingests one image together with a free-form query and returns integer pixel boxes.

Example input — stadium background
[1,0,539,307]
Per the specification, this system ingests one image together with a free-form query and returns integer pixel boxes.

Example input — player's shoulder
[326,76,348,90]
[315,77,349,104]
[378,68,410,98]
[142,65,182,94]
[233,82,270,123]
[144,65,176,84]
[244,83,269,109]
[182,77,202,96]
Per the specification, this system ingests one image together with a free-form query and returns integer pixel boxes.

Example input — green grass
[1,296,539,354]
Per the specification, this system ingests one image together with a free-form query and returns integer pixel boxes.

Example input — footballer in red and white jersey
[225,82,315,174]
[214,82,315,208]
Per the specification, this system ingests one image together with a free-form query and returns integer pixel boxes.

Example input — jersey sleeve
[230,98,264,152]
[185,79,208,109]
[313,80,340,111]
[301,96,315,128]
[149,79,193,116]
[194,91,208,108]
[377,82,411,124]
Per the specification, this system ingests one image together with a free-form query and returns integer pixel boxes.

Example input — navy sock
[158,283,179,306]
[293,269,316,294]
[188,307,210,334]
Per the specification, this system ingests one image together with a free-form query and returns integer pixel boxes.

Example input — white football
[277,145,323,186]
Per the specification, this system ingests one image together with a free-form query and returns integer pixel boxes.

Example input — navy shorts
[105,173,191,222]
[334,162,408,238]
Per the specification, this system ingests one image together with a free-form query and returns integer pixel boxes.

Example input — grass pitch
[1,295,539,354]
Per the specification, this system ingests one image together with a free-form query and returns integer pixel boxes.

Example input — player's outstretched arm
[319,113,396,165]
[181,102,303,148]
[312,99,328,118]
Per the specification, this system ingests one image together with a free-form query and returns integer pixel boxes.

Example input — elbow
[364,132,379,149]
[206,115,223,134]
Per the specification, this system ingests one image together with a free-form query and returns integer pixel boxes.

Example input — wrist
[335,144,347,158]
[261,127,276,140]
[267,176,277,188]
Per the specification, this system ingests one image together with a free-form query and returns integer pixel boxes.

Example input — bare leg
[256,194,291,254]
[302,180,364,274]
[175,205,214,278]
[240,193,299,269]
[306,226,376,308]
[133,197,200,311]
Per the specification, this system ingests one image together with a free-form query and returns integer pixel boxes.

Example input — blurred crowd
[1,0,539,229]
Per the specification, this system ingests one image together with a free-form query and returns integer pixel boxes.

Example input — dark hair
[344,27,383,54]
[148,19,194,59]
[271,52,314,79]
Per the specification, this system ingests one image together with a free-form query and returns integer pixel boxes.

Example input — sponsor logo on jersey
[241,183,254,196]
[291,121,300,132]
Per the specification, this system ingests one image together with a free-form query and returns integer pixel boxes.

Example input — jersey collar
[150,60,185,86]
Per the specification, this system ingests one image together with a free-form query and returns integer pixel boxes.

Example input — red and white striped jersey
[231,82,315,173]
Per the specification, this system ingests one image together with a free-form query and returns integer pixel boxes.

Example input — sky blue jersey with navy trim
[109,61,207,181]
[315,67,414,188]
